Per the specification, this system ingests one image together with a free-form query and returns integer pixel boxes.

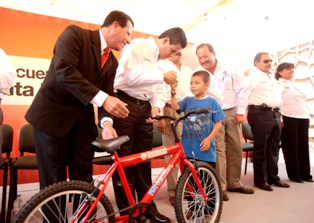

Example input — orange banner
[0,7,152,184]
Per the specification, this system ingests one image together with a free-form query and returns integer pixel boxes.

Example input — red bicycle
[14,108,223,223]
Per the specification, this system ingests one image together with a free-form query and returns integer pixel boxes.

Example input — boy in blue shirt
[171,70,225,167]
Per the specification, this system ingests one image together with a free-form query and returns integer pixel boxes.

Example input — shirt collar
[99,29,108,54]
[147,36,159,59]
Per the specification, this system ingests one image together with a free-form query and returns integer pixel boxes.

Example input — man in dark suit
[25,11,134,191]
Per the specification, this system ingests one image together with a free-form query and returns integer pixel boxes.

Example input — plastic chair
[6,124,37,223]
[0,124,13,223]
[242,121,254,175]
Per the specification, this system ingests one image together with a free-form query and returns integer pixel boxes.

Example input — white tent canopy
[1,0,313,60]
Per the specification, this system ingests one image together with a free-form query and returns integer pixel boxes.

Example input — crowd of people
[1,9,313,222]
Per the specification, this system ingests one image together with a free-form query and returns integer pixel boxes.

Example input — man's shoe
[222,190,229,201]
[269,180,290,188]
[303,178,314,183]
[290,177,304,183]
[255,182,273,191]
[169,196,175,206]
[227,186,255,194]
[154,211,171,223]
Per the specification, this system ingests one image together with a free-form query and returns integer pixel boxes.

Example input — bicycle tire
[174,161,223,223]
[14,180,115,223]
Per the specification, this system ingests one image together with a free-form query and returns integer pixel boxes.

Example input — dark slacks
[34,118,95,190]
[248,107,281,184]
[281,116,312,180]
[112,92,156,215]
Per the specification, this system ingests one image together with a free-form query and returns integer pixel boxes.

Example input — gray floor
[2,151,314,223]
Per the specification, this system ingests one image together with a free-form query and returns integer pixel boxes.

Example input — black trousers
[112,92,156,215]
[248,107,281,184]
[34,119,95,190]
[281,116,312,180]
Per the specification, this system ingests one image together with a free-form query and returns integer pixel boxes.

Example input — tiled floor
[1,150,314,222]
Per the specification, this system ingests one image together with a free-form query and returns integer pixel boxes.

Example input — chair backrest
[242,121,254,142]
[19,124,36,155]
[152,125,162,147]
[2,124,14,157]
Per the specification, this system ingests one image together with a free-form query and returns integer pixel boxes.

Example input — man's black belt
[116,90,149,105]
[248,104,280,112]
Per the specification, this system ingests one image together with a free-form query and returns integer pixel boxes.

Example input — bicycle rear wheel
[14,180,115,223]
[174,161,223,223]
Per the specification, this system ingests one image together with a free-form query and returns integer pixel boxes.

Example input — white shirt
[196,61,249,114]
[195,66,223,106]
[278,78,310,119]
[0,48,16,98]
[158,59,192,104]
[114,36,166,110]
[247,67,283,108]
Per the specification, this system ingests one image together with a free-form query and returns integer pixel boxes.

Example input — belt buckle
[260,103,268,112]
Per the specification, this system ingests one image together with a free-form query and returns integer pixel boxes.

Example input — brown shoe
[169,196,175,206]
[268,180,290,188]
[227,186,255,194]
[223,190,229,201]
[255,182,273,191]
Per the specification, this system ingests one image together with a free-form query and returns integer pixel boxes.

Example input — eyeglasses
[263,59,273,64]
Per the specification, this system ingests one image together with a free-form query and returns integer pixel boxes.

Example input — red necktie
[101,47,109,68]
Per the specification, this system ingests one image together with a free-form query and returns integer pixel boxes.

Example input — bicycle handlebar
[152,108,216,122]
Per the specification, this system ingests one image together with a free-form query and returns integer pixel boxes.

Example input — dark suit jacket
[25,25,117,137]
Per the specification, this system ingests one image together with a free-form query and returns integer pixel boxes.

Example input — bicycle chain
[99,205,134,220]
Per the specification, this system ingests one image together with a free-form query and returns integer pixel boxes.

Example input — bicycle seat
[92,135,130,153]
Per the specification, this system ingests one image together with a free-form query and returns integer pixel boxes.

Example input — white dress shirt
[247,67,283,108]
[195,66,223,106]
[278,78,310,119]
[0,48,16,99]
[196,61,249,114]
[158,59,192,104]
[114,36,166,110]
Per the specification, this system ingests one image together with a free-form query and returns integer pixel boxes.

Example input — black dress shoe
[290,178,304,183]
[303,178,314,183]
[154,211,171,223]
[255,182,273,191]
[269,180,290,188]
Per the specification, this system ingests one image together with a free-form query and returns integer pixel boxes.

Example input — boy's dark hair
[159,27,187,48]
[102,10,134,28]
[192,70,210,83]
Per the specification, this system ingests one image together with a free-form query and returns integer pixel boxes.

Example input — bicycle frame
[79,141,208,223]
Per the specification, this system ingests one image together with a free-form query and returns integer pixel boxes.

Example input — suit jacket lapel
[91,30,102,71]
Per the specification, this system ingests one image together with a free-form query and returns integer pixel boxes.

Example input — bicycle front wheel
[175,161,223,223]
[14,180,115,223]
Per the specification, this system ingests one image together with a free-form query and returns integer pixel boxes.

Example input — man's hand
[156,120,166,134]
[234,114,245,124]
[164,71,177,85]
[103,96,129,118]
[101,123,118,139]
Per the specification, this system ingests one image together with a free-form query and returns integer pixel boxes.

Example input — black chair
[6,124,37,223]
[242,121,254,175]
[0,124,13,223]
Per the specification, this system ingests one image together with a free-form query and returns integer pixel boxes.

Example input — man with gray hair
[196,43,254,201]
